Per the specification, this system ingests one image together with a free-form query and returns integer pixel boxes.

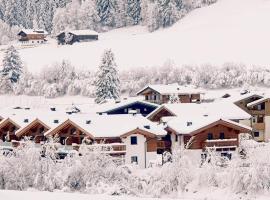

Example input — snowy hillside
[1,0,268,74]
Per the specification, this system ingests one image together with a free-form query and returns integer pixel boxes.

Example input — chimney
[187,122,192,126]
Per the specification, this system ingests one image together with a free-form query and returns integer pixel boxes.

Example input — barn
[56,30,99,45]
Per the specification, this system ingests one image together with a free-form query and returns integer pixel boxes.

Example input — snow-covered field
[0,190,269,200]
[3,0,269,74]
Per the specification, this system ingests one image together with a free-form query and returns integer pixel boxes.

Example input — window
[144,108,147,112]
[207,133,213,140]
[131,156,138,164]
[257,115,264,123]
[145,95,149,100]
[130,136,137,145]
[175,135,178,142]
[220,132,225,139]
[124,108,128,113]
[254,132,260,137]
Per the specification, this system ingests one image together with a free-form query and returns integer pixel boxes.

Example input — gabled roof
[44,118,94,138]
[137,83,202,95]
[233,93,263,103]
[96,100,158,114]
[147,102,251,121]
[72,114,167,138]
[57,30,98,37]
[15,118,51,137]
[18,29,48,35]
[247,97,270,107]
[167,116,252,135]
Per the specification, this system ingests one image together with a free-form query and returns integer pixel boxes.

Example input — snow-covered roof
[247,97,270,107]
[19,29,48,35]
[68,30,98,36]
[96,99,158,113]
[137,83,202,95]
[166,116,252,135]
[233,93,263,103]
[148,101,251,120]
[61,114,167,138]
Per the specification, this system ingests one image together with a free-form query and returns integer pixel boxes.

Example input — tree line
[0,0,217,45]
[1,45,270,100]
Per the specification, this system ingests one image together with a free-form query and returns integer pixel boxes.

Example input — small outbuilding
[56,30,99,45]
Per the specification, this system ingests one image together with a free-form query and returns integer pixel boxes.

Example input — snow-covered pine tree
[158,0,178,28]
[95,0,116,27]
[127,0,141,25]
[95,49,120,103]
[1,45,23,83]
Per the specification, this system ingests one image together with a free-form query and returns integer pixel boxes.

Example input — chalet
[233,94,270,142]
[245,97,270,142]
[166,116,252,158]
[15,118,50,143]
[147,102,251,124]
[137,84,202,104]
[96,100,158,117]
[18,29,48,45]
[56,30,98,45]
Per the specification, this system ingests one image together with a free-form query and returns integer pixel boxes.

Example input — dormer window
[24,119,29,123]
[53,119,59,124]
[86,120,91,124]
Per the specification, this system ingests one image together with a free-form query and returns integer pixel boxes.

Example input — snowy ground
[0,190,269,200]
[1,0,269,74]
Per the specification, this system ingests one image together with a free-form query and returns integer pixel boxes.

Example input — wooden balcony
[203,138,238,149]
[250,110,265,115]
[253,123,265,130]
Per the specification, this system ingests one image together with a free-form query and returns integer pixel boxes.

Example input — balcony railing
[203,138,238,148]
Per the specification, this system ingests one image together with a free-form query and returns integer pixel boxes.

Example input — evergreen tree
[95,49,120,103]
[96,0,116,27]
[158,0,178,28]
[1,45,23,83]
[127,0,141,25]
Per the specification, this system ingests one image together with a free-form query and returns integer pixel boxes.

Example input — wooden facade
[148,107,175,122]
[168,119,251,151]
[137,87,201,105]
[16,119,50,143]
[45,119,94,145]
[18,30,47,43]
[0,119,20,142]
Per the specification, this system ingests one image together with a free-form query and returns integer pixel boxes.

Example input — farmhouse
[166,116,252,158]
[18,29,48,45]
[56,30,98,45]
[137,83,202,104]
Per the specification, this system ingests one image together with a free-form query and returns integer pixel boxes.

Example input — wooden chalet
[18,29,48,44]
[137,84,201,104]
[15,118,50,143]
[44,119,94,145]
[0,118,21,142]
[56,30,98,45]
[166,117,251,154]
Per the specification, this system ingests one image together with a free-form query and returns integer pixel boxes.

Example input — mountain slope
[9,0,270,73]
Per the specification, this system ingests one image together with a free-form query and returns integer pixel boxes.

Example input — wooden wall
[183,124,239,149]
